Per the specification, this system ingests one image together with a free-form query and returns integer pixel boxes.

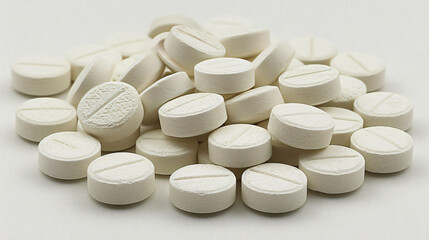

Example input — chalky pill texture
[169,164,236,214]
[87,152,155,205]
[38,131,101,180]
[242,163,307,213]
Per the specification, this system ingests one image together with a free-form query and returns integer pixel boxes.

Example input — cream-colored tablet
[220,28,270,58]
[319,75,367,110]
[11,55,71,96]
[289,37,337,65]
[140,72,195,125]
[169,164,236,214]
[205,17,252,39]
[350,126,413,173]
[208,124,271,168]
[299,145,365,194]
[16,98,77,142]
[242,163,307,213]
[271,58,305,87]
[330,53,385,92]
[253,40,296,87]
[77,120,139,152]
[140,122,161,135]
[87,152,155,205]
[148,15,200,38]
[279,64,341,105]
[112,51,164,92]
[268,103,334,150]
[136,129,198,175]
[194,57,254,94]
[38,131,101,180]
[158,93,227,138]
[225,86,284,124]
[66,57,114,107]
[155,36,192,76]
[197,141,246,179]
[67,44,121,81]
[320,107,364,146]
[164,25,225,72]
[257,120,301,166]
[78,82,143,142]
[105,33,154,58]
[354,92,413,131]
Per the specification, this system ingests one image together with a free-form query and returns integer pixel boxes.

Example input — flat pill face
[170,25,225,55]
[169,164,235,194]
[88,153,154,184]
[39,132,100,161]
[159,93,224,117]
[105,33,153,57]
[136,129,198,155]
[354,92,413,116]
[351,127,413,154]
[78,82,140,128]
[300,145,365,175]
[195,57,253,74]
[242,163,307,193]
[13,56,70,78]
[279,65,339,87]
[209,124,270,148]
[320,107,363,133]
[331,53,384,76]
[17,98,76,124]
[289,37,337,62]
[272,103,334,130]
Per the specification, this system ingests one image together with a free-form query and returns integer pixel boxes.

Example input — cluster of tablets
[13,15,413,214]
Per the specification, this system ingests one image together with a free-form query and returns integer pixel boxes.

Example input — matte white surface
[1,0,428,239]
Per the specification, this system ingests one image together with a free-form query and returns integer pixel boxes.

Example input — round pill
[155,35,191,76]
[271,58,305,87]
[140,72,194,125]
[38,131,101,180]
[194,57,254,94]
[67,44,121,81]
[16,98,77,142]
[169,164,236,214]
[257,119,302,166]
[77,82,143,142]
[350,126,413,173]
[279,64,341,105]
[197,141,246,179]
[220,28,271,58]
[330,53,385,92]
[104,33,153,58]
[112,51,164,92]
[77,120,139,152]
[253,40,296,87]
[320,107,364,146]
[241,163,307,213]
[136,129,198,175]
[148,15,200,38]
[354,92,413,131]
[67,57,114,107]
[289,37,337,65]
[299,145,365,194]
[225,86,284,124]
[320,75,367,110]
[268,103,334,150]
[158,93,227,138]
[11,55,71,96]
[164,25,226,72]
[208,124,271,168]
[87,152,155,205]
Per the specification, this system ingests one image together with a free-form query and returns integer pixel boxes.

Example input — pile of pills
[12,15,414,214]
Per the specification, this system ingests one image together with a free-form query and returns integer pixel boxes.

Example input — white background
[1,0,428,239]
